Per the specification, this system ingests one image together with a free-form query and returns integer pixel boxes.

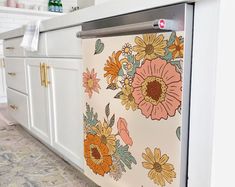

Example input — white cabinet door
[48,58,84,169]
[26,59,52,145]
[0,58,6,103]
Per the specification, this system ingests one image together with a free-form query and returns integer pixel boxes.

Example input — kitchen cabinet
[5,58,27,94]
[26,59,51,144]
[1,0,222,186]
[7,88,29,129]
[0,58,6,103]
[26,58,84,168]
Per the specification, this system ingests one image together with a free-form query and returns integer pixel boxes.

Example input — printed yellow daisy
[92,121,116,154]
[142,147,176,187]
[120,85,137,111]
[122,43,132,56]
[133,34,167,61]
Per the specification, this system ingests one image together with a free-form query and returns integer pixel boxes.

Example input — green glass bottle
[48,0,55,12]
[58,0,63,13]
[54,0,59,12]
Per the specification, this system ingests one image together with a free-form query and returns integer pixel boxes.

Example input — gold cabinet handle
[0,58,5,68]
[9,104,18,110]
[44,64,50,87]
[40,63,45,86]
[2,58,5,68]
[5,47,15,50]
[8,72,16,76]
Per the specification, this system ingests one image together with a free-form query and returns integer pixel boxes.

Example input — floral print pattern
[117,118,133,146]
[92,121,116,154]
[83,68,101,98]
[104,51,124,84]
[133,34,167,61]
[83,31,186,186]
[169,36,184,59]
[142,147,176,187]
[103,32,183,121]
[120,85,137,111]
[83,103,137,180]
[132,58,181,120]
[84,134,113,176]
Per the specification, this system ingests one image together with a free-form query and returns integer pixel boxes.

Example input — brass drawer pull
[40,63,45,86]
[8,72,16,76]
[5,47,15,50]
[9,104,18,110]
[44,64,50,87]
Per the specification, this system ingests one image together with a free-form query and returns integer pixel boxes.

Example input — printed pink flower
[132,58,182,120]
[83,68,101,98]
[117,118,133,146]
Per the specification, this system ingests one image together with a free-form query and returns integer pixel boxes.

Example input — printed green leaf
[179,36,184,43]
[115,140,137,170]
[162,48,173,62]
[118,68,124,76]
[178,106,182,114]
[105,103,110,118]
[94,39,104,55]
[176,126,181,141]
[114,91,123,99]
[171,60,182,74]
[168,31,176,47]
[119,160,126,172]
[104,118,108,125]
[106,83,118,90]
[109,114,115,127]
[127,54,134,63]
[83,103,99,127]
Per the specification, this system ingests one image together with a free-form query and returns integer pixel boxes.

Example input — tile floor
[0,111,97,187]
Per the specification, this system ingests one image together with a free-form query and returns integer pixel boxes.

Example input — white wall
[0,0,77,12]
[211,1,235,186]
[188,0,220,186]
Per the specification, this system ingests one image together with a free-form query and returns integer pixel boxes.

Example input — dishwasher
[77,3,193,187]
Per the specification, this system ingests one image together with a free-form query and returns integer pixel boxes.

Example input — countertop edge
[0,0,197,40]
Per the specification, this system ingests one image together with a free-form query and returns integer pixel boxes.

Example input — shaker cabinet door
[48,59,84,169]
[26,59,52,145]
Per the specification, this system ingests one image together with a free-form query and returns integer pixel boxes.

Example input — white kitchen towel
[20,20,41,52]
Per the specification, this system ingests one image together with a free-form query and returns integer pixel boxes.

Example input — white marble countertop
[0,0,197,39]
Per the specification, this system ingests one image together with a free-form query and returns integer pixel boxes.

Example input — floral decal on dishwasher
[83,103,137,180]
[142,147,176,186]
[103,32,184,120]
[83,68,101,98]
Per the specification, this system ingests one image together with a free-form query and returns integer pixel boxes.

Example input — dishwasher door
[79,3,193,187]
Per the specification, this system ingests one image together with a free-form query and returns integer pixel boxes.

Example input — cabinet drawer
[25,33,47,57]
[3,37,24,57]
[47,26,82,58]
[7,88,29,128]
[5,58,27,94]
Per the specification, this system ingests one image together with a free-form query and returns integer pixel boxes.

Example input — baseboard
[0,97,7,103]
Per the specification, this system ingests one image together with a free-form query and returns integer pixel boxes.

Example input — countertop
[0,0,197,39]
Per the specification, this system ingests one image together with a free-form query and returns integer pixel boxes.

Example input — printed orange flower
[132,58,182,120]
[84,134,112,176]
[117,118,133,146]
[92,121,116,154]
[169,36,184,59]
[133,34,167,61]
[104,51,125,84]
[142,147,176,187]
[83,68,101,98]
